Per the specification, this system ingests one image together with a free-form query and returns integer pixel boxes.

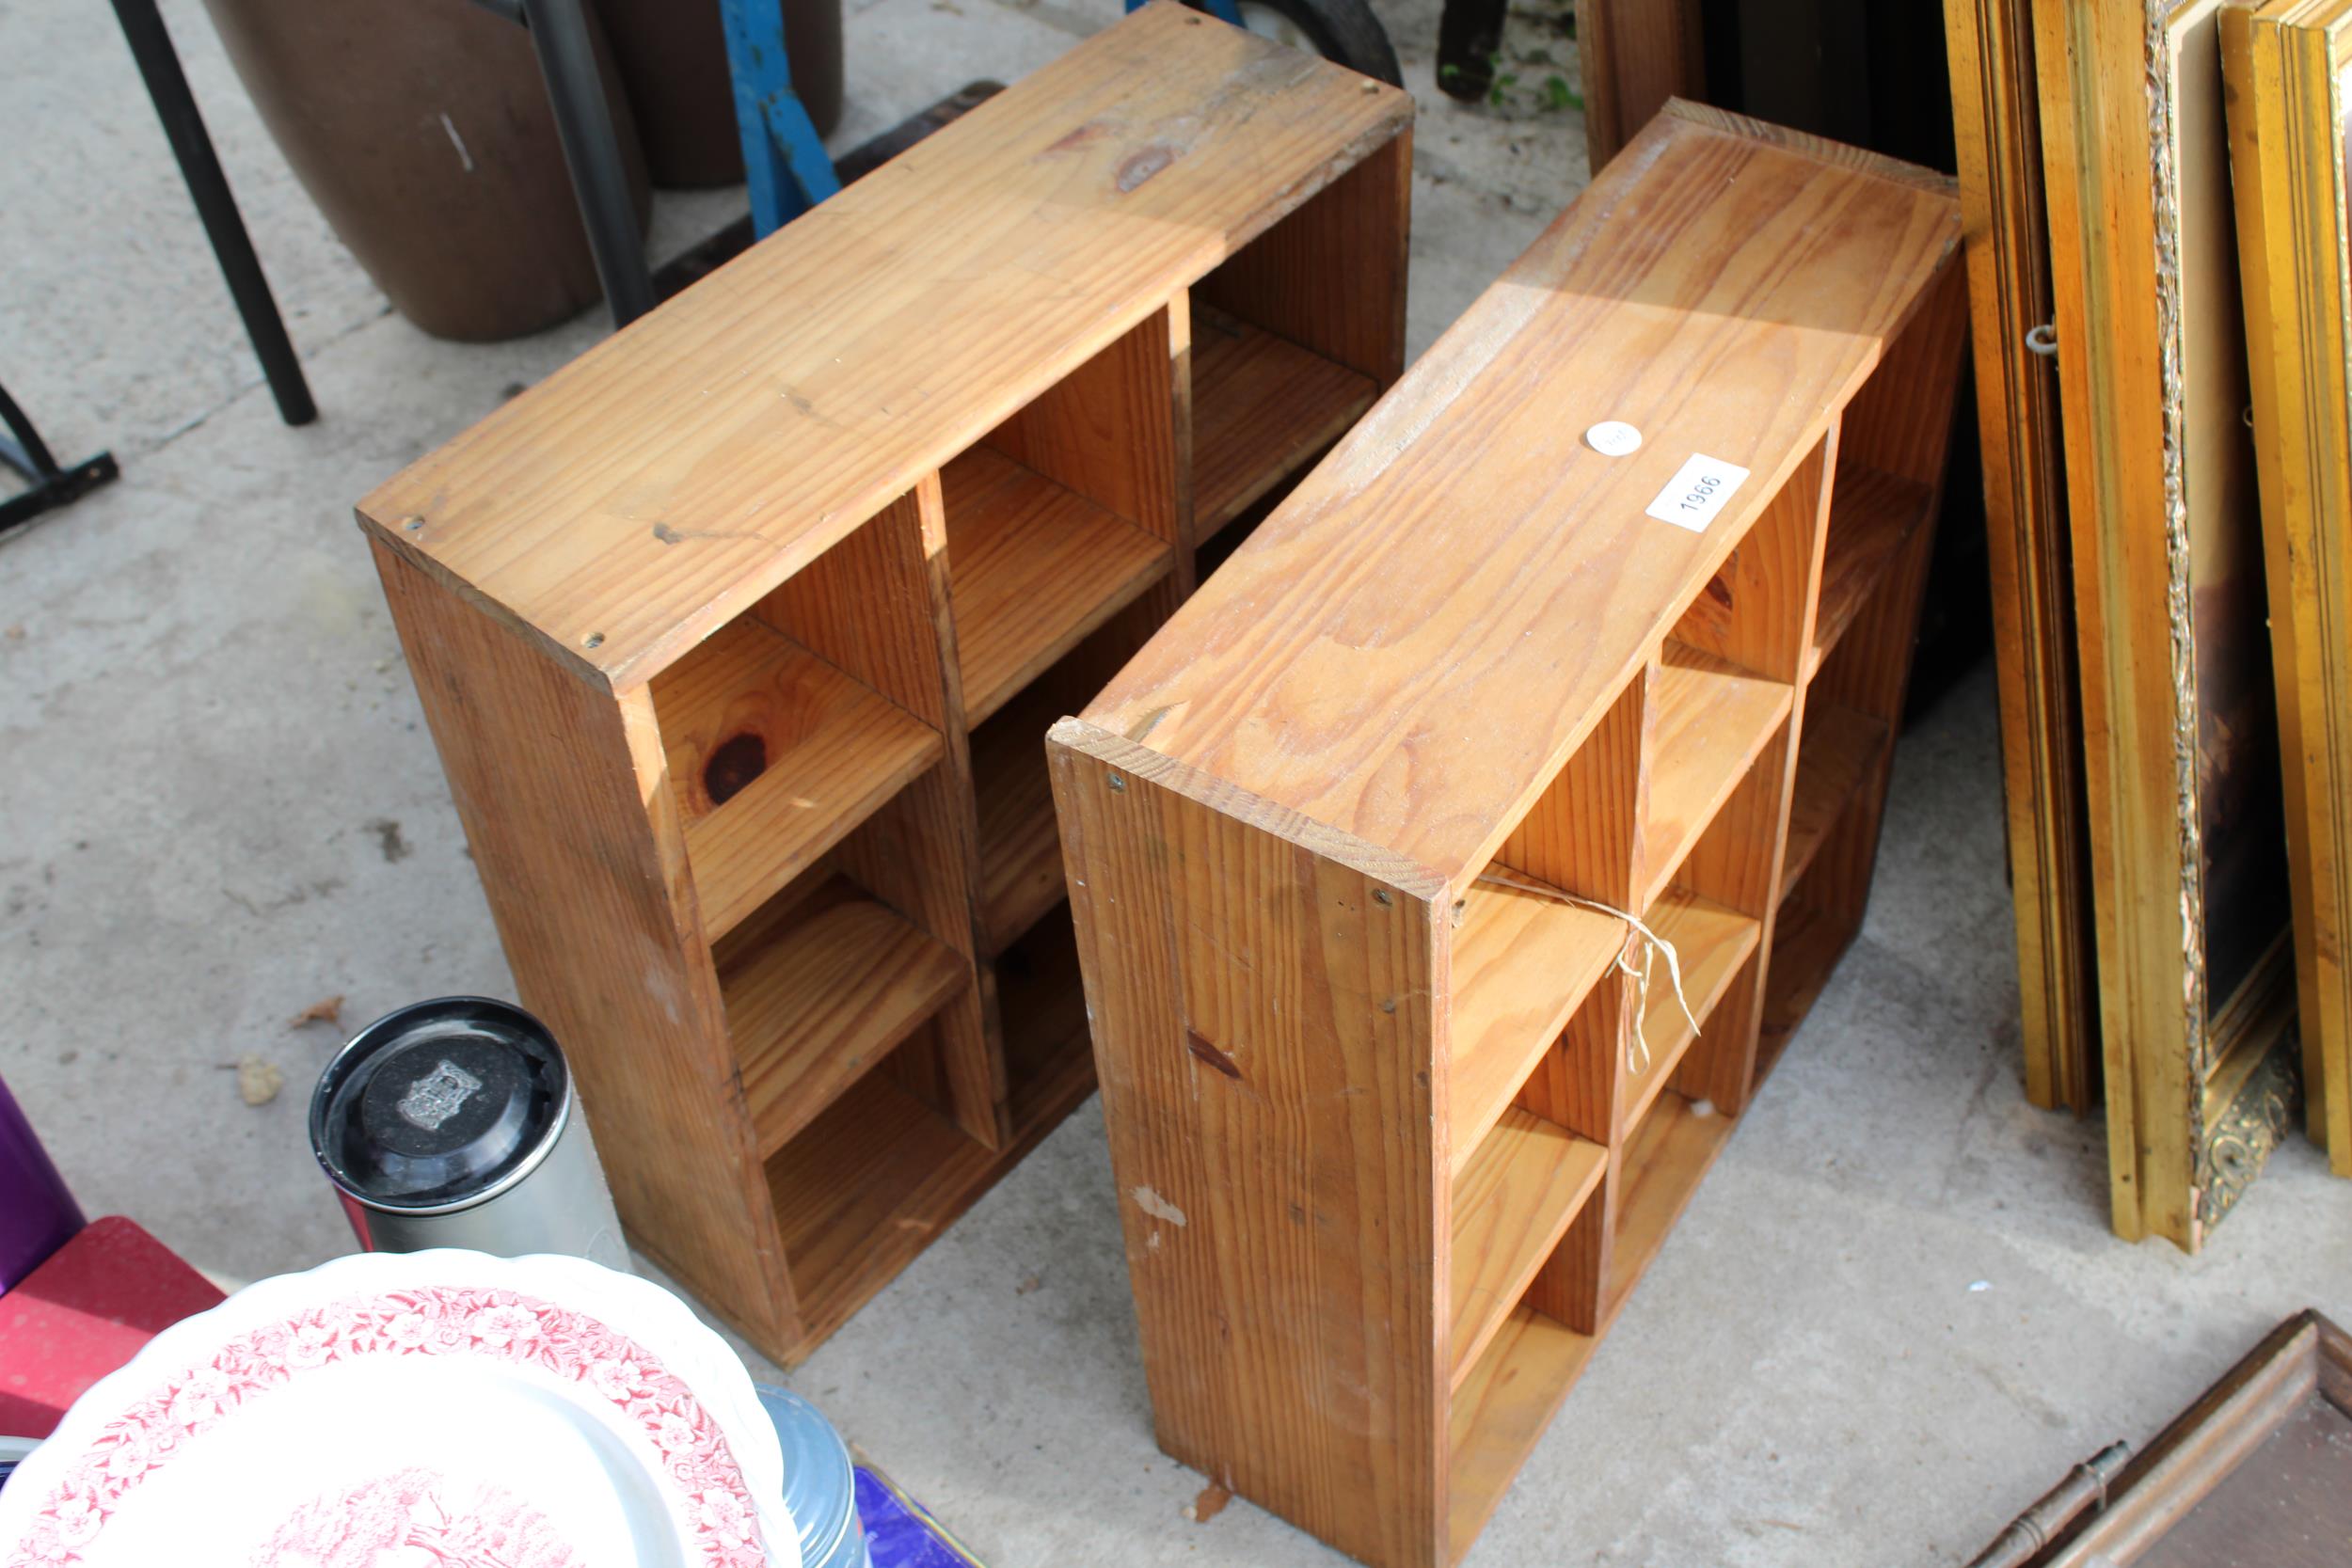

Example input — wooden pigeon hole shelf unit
[1049,103,1964,1568]
[355,3,1409,1368]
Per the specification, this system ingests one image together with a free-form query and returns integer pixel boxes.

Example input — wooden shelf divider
[717,881,970,1156]
[1052,105,1963,1568]
[1645,641,1795,904]
[943,446,1173,728]
[1448,1109,1607,1383]
[653,619,946,940]
[972,682,1069,958]
[359,5,1413,1372]
[1446,880,1626,1175]
[1191,304,1379,540]
[1780,704,1891,900]
[1622,890,1763,1132]
[1811,462,1936,676]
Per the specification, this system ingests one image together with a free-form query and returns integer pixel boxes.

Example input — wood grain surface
[1085,102,1959,889]
[2222,0,2352,1174]
[358,1,1410,689]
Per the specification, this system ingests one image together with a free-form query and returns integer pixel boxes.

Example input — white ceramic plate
[0,1250,800,1568]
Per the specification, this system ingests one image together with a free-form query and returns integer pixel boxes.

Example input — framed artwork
[2222,0,2352,1179]
[2031,0,2299,1249]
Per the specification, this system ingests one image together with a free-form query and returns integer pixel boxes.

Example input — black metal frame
[109,0,315,427]
[0,385,119,540]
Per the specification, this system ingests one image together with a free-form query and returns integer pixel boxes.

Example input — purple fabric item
[0,1074,83,1293]
[854,1467,982,1568]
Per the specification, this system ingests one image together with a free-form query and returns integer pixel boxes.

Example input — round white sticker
[1585,420,1643,457]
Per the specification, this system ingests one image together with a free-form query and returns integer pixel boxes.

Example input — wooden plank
[1190,304,1377,542]
[1670,434,1835,686]
[1756,893,1859,1084]
[1780,703,1891,900]
[651,619,945,939]
[1049,720,1447,1568]
[1195,133,1413,386]
[1576,0,1706,171]
[2036,0,2302,1248]
[1622,890,1762,1132]
[358,2,1411,688]
[716,879,970,1155]
[1603,1089,1738,1319]
[944,446,1171,729]
[1446,1307,1599,1563]
[765,1061,998,1358]
[369,537,799,1353]
[1644,641,1795,906]
[1448,1109,1606,1388]
[972,680,1066,958]
[1086,103,1961,889]
[1445,880,1627,1179]
[2222,0,2352,1173]
[1946,0,2102,1116]
[1810,463,1934,678]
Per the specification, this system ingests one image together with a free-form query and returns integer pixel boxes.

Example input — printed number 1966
[1644,453,1750,534]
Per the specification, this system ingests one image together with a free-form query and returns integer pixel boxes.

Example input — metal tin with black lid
[309,997,629,1273]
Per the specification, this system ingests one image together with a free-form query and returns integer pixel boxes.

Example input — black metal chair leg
[519,0,657,328]
[109,0,317,427]
[1437,0,1513,103]
[0,383,120,540]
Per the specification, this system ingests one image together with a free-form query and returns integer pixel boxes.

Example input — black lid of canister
[310,997,570,1214]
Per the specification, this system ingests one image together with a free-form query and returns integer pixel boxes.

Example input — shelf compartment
[767,1048,996,1354]
[718,876,970,1156]
[994,903,1098,1133]
[1448,1108,1606,1388]
[943,445,1172,728]
[1810,462,1933,677]
[1446,879,1625,1179]
[1191,304,1378,541]
[1643,641,1794,905]
[1621,889,1762,1133]
[973,681,1069,957]
[1755,889,1861,1085]
[1447,1302,1600,1563]
[653,619,946,941]
[1602,1089,1739,1323]
[1780,704,1889,900]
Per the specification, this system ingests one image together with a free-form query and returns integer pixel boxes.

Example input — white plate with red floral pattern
[0,1250,800,1568]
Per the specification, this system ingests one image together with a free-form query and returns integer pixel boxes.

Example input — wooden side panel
[370,537,797,1348]
[1576,0,1706,171]
[2221,0,2352,1172]
[1672,435,1834,683]
[1669,721,1794,1116]
[754,493,950,728]
[988,307,1185,556]
[1197,131,1412,387]
[1946,0,2100,1114]
[1050,721,1446,1568]
[1495,671,1649,905]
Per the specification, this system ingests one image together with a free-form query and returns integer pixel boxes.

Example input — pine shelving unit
[357,3,1410,1368]
[1049,104,1964,1568]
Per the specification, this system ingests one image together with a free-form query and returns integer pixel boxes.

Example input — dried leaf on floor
[289,995,344,1029]
[1185,1483,1232,1524]
[235,1053,285,1106]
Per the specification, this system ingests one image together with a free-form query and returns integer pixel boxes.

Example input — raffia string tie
[1472,867,1701,1075]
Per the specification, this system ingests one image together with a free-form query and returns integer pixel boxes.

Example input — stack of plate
[0,1250,802,1568]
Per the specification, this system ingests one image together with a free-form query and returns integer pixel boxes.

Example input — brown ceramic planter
[200,0,652,342]
[596,0,844,187]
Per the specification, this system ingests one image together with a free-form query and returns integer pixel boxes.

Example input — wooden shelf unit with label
[1048,103,1963,1568]
[355,3,1409,1368]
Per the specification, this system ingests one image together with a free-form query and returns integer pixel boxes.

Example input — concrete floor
[4,0,2348,1562]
